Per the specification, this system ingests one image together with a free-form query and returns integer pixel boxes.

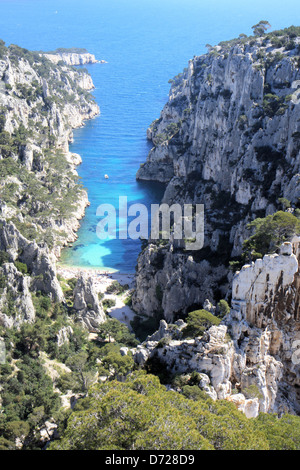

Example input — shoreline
[53,63,137,330]
[57,262,119,275]
[56,263,135,289]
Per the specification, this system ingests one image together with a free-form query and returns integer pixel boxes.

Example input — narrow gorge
[1,26,300,450]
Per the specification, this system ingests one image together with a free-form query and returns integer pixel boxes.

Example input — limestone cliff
[0,42,99,326]
[0,44,99,250]
[133,29,300,321]
[41,49,98,66]
[134,240,300,417]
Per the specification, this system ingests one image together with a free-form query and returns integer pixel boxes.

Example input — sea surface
[0,0,299,272]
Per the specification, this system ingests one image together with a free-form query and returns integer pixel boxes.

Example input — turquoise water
[0,0,299,272]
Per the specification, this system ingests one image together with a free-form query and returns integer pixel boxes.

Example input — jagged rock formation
[225,239,300,415]
[73,274,106,331]
[0,262,35,328]
[56,326,74,347]
[133,246,227,322]
[0,217,65,327]
[134,241,300,417]
[0,219,63,303]
[133,31,300,321]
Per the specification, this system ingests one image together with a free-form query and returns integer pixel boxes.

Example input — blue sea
[0,0,299,272]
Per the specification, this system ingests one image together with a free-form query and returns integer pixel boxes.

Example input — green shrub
[182,309,221,338]
[278,197,291,210]
[262,93,288,117]
[14,261,28,275]
[218,299,231,317]
[254,413,300,450]
[242,211,300,261]
[97,319,138,347]
[48,372,279,451]
[242,384,264,400]
[106,281,129,295]
[0,251,10,265]
[124,294,132,306]
[102,298,116,312]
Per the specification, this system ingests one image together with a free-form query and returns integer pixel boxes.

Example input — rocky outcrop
[42,52,98,66]
[134,33,300,320]
[38,419,58,445]
[132,245,228,322]
[73,274,106,330]
[225,239,300,415]
[0,219,64,303]
[0,218,67,327]
[134,241,300,417]
[56,326,74,347]
[0,263,35,328]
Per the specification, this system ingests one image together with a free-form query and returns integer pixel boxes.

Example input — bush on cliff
[242,211,300,261]
[182,309,221,338]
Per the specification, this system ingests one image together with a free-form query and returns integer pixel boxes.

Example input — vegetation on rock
[182,310,221,338]
[242,211,300,261]
[48,372,300,451]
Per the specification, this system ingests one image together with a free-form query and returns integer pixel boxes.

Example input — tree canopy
[252,20,271,36]
[48,372,300,451]
[242,211,300,261]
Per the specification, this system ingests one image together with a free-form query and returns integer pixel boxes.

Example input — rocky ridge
[133,240,300,417]
[0,42,101,327]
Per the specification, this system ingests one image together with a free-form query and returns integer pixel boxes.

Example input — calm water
[0,0,299,271]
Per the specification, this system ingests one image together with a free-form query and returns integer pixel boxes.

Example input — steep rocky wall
[226,238,300,415]
[0,44,100,326]
[73,274,106,330]
[134,241,300,417]
[0,47,99,252]
[133,34,300,321]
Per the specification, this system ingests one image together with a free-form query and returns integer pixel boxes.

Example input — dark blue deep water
[0,0,299,271]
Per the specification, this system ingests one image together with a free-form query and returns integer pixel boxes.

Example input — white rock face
[0,263,35,328]
[134,241,300,417]
[38,419,58,443]
[56,326,74,347]
[133,36,300,320]
[232,248,298,316]
[0,219,64,304]
[73,274,106,330]
[227,394,259,419]
[42,52,98,66]
[226,241,300,415]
